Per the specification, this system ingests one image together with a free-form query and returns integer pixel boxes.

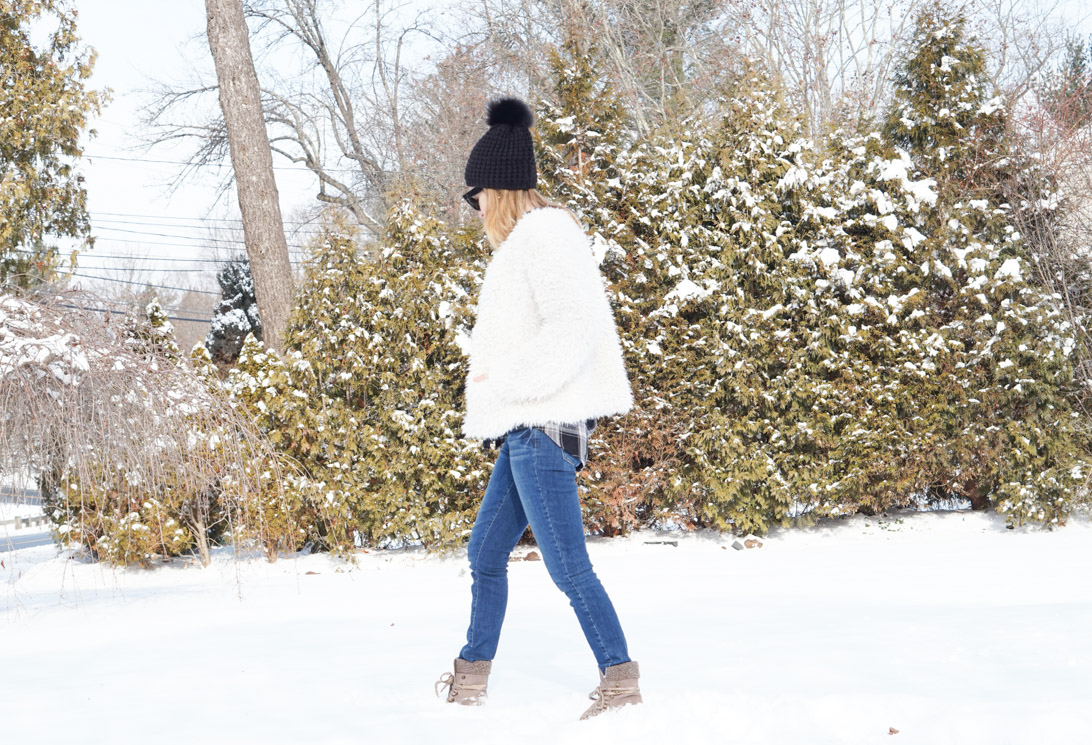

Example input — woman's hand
[473,373,488,383]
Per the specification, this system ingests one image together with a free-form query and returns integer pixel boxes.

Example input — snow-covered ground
[2,509,1090,745]
[0,468,42,523]
[0,499,42,521]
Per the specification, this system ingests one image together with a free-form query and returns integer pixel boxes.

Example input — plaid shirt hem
[533,418,597,471]
[483,418,598,470]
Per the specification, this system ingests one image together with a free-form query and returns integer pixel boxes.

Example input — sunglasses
[463,187,482,211]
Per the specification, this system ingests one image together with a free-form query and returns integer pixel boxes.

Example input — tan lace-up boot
[435,658,491,705]
[580,661,642,720]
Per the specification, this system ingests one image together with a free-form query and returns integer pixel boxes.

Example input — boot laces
[586,682,637,714]
[435,672,455,700]
[436,671,488,702]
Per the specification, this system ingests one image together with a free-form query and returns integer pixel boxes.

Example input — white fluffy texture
[462,208,634,439]
[2,510,1091,744]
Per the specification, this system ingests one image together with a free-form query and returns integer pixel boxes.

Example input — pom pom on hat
[464,96,538,190]
[486,97,534,128]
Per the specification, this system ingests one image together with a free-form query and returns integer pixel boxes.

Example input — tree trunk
[205,0,294,355]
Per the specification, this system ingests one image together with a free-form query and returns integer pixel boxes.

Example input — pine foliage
[82,4,1082,561]
[0,0,103,288]
[534,17,1089,535]
[205,256,262,365]
[227,209,490,551]
[535,31,628,218]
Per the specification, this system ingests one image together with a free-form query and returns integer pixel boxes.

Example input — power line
[89,235,312,252]
[91,210,323,227]
[65,272,221,296]
[88,235,311,255]
[92,225,314,249]
[81,256,303,267]
[17,251,236,265]
[13,248,221,264]
[74,266,217,273]
[55,302,212,325]
[92,216,322,236]
[84,152,364,175]
[11,248,305,266]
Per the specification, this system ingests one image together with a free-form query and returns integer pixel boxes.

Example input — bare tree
[969,0,1070,104]
[80,258,184,312]
[463,0,737,136]
[453,0,549,94]
[723,0,1076,135]
[723,0,924,134]
[1006,86,1092,412]
[588,0,727,132]
[245,0,390,231]
[205,0,295,355]
[405,41,496,226]
[145,0,446,237]
[174,289,217,354]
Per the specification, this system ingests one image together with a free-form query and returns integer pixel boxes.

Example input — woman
[435,97,641,720]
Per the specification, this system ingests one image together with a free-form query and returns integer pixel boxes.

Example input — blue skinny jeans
[459,426,631,672]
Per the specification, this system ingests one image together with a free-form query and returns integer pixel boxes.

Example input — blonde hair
[482,188,578,247]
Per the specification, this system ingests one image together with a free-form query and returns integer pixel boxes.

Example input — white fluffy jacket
[462,206,634,439]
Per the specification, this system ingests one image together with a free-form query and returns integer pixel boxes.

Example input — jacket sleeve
[487,225,603,403]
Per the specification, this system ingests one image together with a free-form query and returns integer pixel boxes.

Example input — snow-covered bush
[221,334,327,555]
[227,210,490,552]
[204,256,261,366]
[532,13,1090,535]
[0,290,299,566]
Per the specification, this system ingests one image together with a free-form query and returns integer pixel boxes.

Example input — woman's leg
[459,439,530,662]
[505,427,631,672]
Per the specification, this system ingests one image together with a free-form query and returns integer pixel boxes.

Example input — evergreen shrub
[218,5,1089,549]
[227,209,492,552]
[529,7,1090,535]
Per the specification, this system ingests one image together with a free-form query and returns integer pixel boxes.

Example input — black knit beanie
[464,97,537,190]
